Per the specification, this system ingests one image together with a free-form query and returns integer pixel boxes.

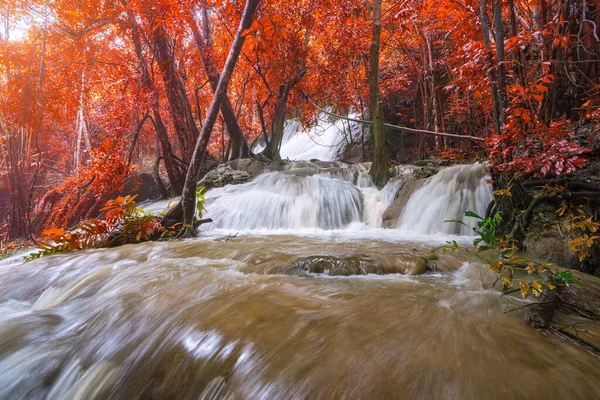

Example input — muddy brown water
[0,234,599,399]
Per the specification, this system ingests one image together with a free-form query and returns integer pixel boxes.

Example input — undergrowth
[438,211,580,299]
[24,190,206,261]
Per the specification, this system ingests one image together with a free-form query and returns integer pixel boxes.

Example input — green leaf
[196,186,206,218]
[464,211,484,220]
[444,219,469,227]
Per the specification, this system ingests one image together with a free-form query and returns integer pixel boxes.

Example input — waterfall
[204,172,364,230]
[361,180,401,228]
[397,164,493,236]
[253,113,362,161]
[202,164,403,231]
[143,162,493,236]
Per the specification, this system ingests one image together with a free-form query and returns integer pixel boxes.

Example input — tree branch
[300,91,485,142]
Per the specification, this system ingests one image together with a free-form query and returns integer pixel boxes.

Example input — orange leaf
[43,228,66,236]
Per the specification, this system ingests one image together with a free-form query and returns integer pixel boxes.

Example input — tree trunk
[0,110,27,239]
[369,0,388,187]
[575,0,599,114]
[180,0,260,236]
[187,8,250,159]
[264,80,293,161]
[152,26,200,162]
[130,16,184,193]
[425,31,442,148]
[478,0,502,136]
[493,0,508,125]
[151,109,185,193]
[261,29,310,161]
[508,0,526,87]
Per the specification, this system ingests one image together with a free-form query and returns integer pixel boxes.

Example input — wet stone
[281,256,386,276]
[271,255,430,276]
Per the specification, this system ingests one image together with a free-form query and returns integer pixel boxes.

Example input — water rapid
[3,150,600,398]
[397,164,494,235]
[2,236,600,399]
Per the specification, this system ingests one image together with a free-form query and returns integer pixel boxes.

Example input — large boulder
[228,158,289,176]
[200,165,253,190]
[198,158,293,190]
[227,158,271,176]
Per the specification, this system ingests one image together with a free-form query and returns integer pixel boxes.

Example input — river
[1,120,599,399]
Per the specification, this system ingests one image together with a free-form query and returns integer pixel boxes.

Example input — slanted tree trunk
[369,0,388,187]
[180,0,260,236]
[152,26,200,162]
[187,7,250,159]
[130,16,184,193]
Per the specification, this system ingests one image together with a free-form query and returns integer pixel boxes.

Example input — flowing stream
[1,129,600,399]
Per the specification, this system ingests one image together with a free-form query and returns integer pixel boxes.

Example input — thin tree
[262,28,311,161]
[477,0,502,136]
[179,0,260,237]
[187,6,251,159]
[493,0,507,124]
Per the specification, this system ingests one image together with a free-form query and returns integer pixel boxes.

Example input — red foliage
[0,0,598,237]
[36,138,133,230]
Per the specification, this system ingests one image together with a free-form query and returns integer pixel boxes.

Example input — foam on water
[139,162,492,238]
[397,164,493,235]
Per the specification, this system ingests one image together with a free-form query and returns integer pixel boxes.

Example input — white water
[397,164,493,235]
[254,113,363,161]
[138,162,493,237]
[3,235,599,399]
[196,163,492,237]
[203,165,399,231]
[204,172,363,230]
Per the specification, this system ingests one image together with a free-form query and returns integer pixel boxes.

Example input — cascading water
[200,162,491,234]
[253,113,363,161]
[204,172,364,230]
[397,164,493,235]
[203,163,400,231]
